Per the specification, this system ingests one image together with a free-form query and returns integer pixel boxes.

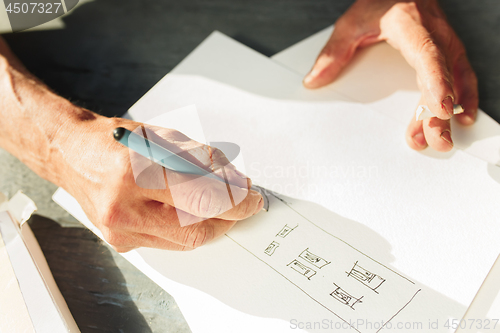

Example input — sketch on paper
[225,192,422,332]
[330,284,363,310]
[346,261,386,293]
[276,224,298,238]
[264,241,280,256]
[299,248,330,268]
[288,259,316,279]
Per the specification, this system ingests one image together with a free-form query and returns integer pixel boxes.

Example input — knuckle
[209,147,233,170]
[184,145,214,170]
[419,37,439,55]
[100,203,122,229]
[183,226,211,249]
[392,2,418,15]
[210,147,228,164]
[233,198,255,220]
[101,228,127,248]
[189,185,227,218]
[209,146,223,158]
[384,2,426,30]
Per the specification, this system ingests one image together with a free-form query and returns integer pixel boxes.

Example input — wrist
[53,114,137,199]
[0,57,87,184]
[47,104,103,184]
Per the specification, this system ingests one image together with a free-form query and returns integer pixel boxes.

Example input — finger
[303,19,363,89]
[104,229,207,252]
[119,124,262,220]
[406,98,428,151]
[129,126,249,191]
[104,205,238,249]
[380,3,455,119]
[453,52,478,125]
[125,125,263,218]
[422,116,453,152]
[110,244,137,253]
[140,166,263,220]
[103,199,259,252]
[190,144,251,189]
[159,217,237,249]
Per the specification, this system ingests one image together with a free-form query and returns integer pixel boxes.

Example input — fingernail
[253,197,264,215]
[304,74,314,85]
[440,129,453,147]
[412,133,427,148]
[441,96,454,117]
[303,69,319,84]
[453,104,464,115]
[234,169,248,179]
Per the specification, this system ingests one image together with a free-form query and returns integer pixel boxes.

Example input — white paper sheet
[0,221,35,333]
[0,193,79,333]
[455,253,500,333]
[54,31,500,332]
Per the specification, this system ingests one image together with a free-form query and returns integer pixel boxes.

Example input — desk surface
[1,0,499,332]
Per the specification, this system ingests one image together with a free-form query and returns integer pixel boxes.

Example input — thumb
[303,24,367,89]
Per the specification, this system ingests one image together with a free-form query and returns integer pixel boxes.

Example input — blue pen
[113,127,269,211]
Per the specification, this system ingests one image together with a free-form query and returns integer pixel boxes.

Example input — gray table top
[1,1,499,332]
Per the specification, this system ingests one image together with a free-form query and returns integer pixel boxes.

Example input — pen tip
[113,127,126,141]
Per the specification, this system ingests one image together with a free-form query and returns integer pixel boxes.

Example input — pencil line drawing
[299,248,331,268]
[224,192,421,332]
[330,284,363,310]
[288,259,316,279]
[264,241,280,256]
[276,224,298,238]
[268,193,414,285]
[346,261,385,293]
[375,289,421,333]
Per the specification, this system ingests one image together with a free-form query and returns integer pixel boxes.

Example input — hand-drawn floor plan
[226,193,421,333]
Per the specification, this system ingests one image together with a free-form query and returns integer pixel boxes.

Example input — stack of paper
[0,192,79,333]
[54,27,500,332]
